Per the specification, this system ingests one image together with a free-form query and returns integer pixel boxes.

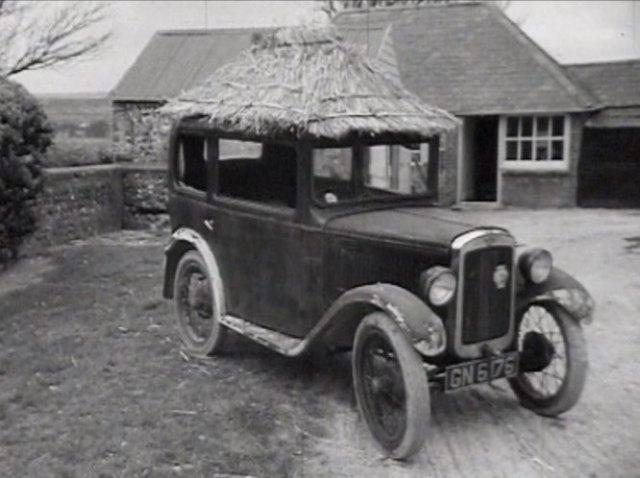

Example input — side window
[218,139,297,209]
[176,135,206,192]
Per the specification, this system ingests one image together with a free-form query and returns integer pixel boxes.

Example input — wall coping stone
[44,164,122,176]
[44,163,166,176]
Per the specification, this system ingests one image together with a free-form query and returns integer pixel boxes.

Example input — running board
[220,315,306,356]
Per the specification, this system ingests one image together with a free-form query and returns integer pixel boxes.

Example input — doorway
[460,116,499,202]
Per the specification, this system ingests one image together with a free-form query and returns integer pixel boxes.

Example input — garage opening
[578,128,640,207]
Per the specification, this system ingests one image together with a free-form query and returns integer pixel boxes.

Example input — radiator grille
[461,246,513,344]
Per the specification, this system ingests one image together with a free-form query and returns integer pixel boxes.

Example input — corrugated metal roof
[335,2,598,115]
[111,28,269,101]
[565,60,640,108]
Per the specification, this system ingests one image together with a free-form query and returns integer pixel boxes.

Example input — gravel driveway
[1,209,638,477]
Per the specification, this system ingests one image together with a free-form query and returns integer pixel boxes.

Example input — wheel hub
[187,276,212,318]
[520,331,555,372]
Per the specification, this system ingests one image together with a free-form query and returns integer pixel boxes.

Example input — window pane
[506,141,518,160]
[219,139,262,160]
[521,117,533,136]
[507,117,519,137]
[218,142,297,208]
[177,135,206,191]
[365,144,429,195]
[313,148,353,204]
[313,148,352,180]
[521,140,532,160]
[408,144,430,194]
[535,140,549,160]
[552,116,564,136]
[366,145,390,188]
[551,140,564,160]
[537,117,549,137]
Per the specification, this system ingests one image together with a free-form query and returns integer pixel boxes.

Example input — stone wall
[112,101,172,162]
[23,165,124,254]
[122,164,169,230]
[22,164,169,255]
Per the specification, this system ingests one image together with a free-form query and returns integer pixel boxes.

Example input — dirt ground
[0,209,639,478]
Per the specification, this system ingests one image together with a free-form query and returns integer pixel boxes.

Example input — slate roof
[111,26,396,103]
[111,28,269,101]
[564,59,640,127]
[565,60,640,108]
[335,2,598,115]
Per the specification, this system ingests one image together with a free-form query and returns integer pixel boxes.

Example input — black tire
[352,312,430,460]
[174,250,226,357]
[509,302,588,417]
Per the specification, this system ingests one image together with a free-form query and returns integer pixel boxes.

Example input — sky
[11,0,640,95]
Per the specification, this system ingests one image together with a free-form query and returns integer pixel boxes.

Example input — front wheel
[174,250,226,357]
[509,302,588,417]
[352,312,430,460]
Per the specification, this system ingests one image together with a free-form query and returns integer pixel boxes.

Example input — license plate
[445,352,518,392]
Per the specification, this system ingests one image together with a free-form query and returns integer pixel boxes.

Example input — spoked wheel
[509,301,588,417]
[353,312,430,460]
[174,251,226,357]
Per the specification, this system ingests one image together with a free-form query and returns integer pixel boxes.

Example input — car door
[204,138,305,338]
[167,128,211,243]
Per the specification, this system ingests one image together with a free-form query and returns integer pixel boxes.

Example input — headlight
[518,248,553,284]
[420,266,457,306]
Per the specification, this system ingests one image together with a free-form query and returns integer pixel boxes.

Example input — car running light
[421,267,457,306]
[518,248,553,284]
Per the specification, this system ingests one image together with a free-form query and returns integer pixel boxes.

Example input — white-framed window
[499,115,570,171]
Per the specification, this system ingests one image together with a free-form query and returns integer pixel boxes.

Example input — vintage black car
[162,118,594,459]
[161,27,593,460]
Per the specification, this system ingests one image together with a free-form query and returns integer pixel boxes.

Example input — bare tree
[0,0,110,77]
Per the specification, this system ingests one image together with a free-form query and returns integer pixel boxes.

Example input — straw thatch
[160,26,459,141]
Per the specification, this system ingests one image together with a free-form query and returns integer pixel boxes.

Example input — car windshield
[312,143,433,205]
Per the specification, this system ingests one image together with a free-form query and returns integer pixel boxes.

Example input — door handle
[203,219,215,231]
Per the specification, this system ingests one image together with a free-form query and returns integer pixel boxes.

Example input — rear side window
[176,135,206,192]
[218,139,297,209]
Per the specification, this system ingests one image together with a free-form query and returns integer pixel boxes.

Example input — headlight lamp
[420,266,457,306]
[518,248,553,284]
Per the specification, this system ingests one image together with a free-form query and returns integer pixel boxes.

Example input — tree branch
[0,0,111,77]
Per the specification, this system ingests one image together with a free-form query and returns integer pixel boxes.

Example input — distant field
[37,93,112,139]
[37,93,111,124]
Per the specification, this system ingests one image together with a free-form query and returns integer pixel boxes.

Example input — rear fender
[517,267,594,323]
[162,228,226,315]
[313,283,446,356]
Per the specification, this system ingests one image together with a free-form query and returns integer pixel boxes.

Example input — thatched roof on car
[160,26,458,141]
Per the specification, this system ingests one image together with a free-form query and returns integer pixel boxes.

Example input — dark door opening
[578,127,640,207]
[471,116,499,202]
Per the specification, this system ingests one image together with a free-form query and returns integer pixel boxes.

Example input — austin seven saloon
[162,117,594,459]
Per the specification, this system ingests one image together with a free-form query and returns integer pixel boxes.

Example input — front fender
[162,228,226,315]
[310,283,446,356]
[517,267,595,323]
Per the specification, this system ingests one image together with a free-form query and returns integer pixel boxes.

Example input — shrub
[0,78,53,267]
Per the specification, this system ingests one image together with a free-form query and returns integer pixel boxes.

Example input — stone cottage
[111,1,639,207]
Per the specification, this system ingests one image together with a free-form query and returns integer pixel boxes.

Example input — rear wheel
[174,250,226,357]
[509,302,588,417]
[352,312,430,460]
